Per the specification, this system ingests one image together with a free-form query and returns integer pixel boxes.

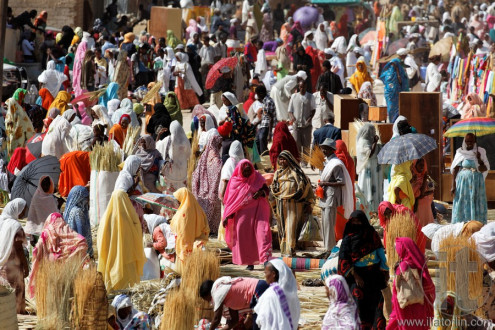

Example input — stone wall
[10,0,84,29]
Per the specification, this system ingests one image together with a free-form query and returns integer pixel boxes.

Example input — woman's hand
[450,184,456,197]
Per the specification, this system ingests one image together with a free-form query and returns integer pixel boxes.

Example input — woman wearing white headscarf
[107,99,121,118]
[174,52,203,109]
[302,31,317,49]
[25,177,58,238]
[346,34,359,77]
[356,123,383,212]
[41,116,73,159]
[161,47,177,94]
[38,60,68,101]
[157,121,191,195]
[330,36,347,55]
[315,23,329,51]
[322,274,360,329]
[198,114,217,151]
[111,294,138,329]
[0,199,28,313]
[254,259,300,330]
[219,140,244,200]
[91,104,112,129]
[111,98,139,127]
[114,155,142,193]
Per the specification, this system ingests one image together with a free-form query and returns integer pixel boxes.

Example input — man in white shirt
[199,35,216,90]
[425,55,442,92]
[213,33,228,61]
[312,84,334,129]
[288,80,316,163]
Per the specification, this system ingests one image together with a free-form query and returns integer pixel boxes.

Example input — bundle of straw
[123,126,141,156]
[181,250,220,322]
[72,262,107,329]
[81,85,109,103]
[385,213,417,275]
[114,51,130,100]
[302,146,325,171]
[187,132,199,190]
[439,234,484,317]
[160,290,195,330]
[142,81,163,104]
[35,255,85,329]
[89,142,121,172]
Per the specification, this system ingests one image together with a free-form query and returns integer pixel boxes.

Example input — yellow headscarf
[170,188,209,270]
[97,190,146,291]
[48,91,71,114]
[349,59,373,94]
[123,32,136,44]
[388,160,415,209]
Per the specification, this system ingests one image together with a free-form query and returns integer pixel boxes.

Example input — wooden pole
[0,0,9,100]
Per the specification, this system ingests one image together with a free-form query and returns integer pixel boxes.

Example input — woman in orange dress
[58,151,91,197]
[174,52,202,110]
[108,114,130,147]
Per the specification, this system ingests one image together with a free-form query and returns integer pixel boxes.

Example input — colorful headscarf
[63,186,92,257]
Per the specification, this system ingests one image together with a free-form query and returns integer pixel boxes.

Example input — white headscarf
[198,114,216,150]
[91,104,113,129]
[0,198,27,222]
[222,92,239,106]
[38,60,68,100]
[157,120,191,184]
[220,141,244,181]
[0,218,22,266]
[107,99,121,117]
[111,98,139,127]
[143,214,167,235]
[392,115,407,138]
[315,23,329,51]
[356,123,377,174]
[472,222,495,262]
[451,135,490,179]
[346,34,358,52]
[111,294,136,329]
[322,275,360,329]
[165,47,176,61]
[331,36,347,55]
[115,155,142,191]
[41,116,72,159]
[255,259,300,330]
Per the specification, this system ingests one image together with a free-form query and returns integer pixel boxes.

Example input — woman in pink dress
[223,160,272,270]
[410,158,434,227]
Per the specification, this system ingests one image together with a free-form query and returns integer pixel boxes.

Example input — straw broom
[72,262,107,329]
[123,126,141,157]
[302,145,325,171]
[439,234,484,317]
[89,142,121,172]
[160,289,195,330]
[385,213,417,276]
[35,254,86,329]
[187,132,199,190]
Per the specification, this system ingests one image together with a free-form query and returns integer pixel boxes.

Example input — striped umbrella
[444,117,495,137]
[378,133,437,165]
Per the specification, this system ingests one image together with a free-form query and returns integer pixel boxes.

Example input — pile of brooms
[89,142,121,172]
[385,212,418,276]
[161,250,220,330]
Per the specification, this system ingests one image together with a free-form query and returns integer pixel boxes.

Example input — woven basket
[0,285,18,330]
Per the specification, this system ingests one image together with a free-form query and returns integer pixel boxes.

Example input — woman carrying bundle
[223,160,272,270]
[0,199,28,313]
[271,150,314,257]
[387,237,435,330]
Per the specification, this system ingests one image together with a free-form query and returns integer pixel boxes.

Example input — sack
[298,215,322,242]
[382,284,393,320]
[89,170,119,226]
[395,264,424,309]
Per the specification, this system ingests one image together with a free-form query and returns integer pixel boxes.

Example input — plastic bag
[298,215,322,242]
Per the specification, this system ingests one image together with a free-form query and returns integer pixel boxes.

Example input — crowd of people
[0,0,494,329]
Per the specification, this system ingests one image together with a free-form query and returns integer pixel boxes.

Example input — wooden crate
[399,92,442,199]
[333,95,360,130]
[148,7,183,40]
[348,122,393,157]
[368,106,388,122]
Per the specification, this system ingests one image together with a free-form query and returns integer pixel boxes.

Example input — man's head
[320,138,336,157]
[256,40,264,50]
[94,48,102,59]
[29,10,37,19]
[322,111,335,125]
[322,60,331,72]
[203,35,210,45]
[255,84,267,100]
[464,133,476,150]
[199,280,214,302]
[397,48,408,61]
[298,80,306,94]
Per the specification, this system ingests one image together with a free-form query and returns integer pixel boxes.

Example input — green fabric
[164,92,183,125]
[13,88,27,103]
[166,30,181,49]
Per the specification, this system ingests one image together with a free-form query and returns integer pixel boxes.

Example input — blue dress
[452,159,487,224]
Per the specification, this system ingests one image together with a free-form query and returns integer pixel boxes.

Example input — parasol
[359,29,377,46]
[429,36,454,62]
[26,142,42,159]
[444,117,495,137]
[293,6,319,28]
[386,38,408,55]
[71,92,98,108]
[205,57,238,89]
[377,133,437,164]
[132,193,180,212]
[11,156,61,206]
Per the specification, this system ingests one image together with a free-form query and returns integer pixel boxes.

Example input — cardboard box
[333,95,360,130]
[148,7,183,40]
[368,106,387,122]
